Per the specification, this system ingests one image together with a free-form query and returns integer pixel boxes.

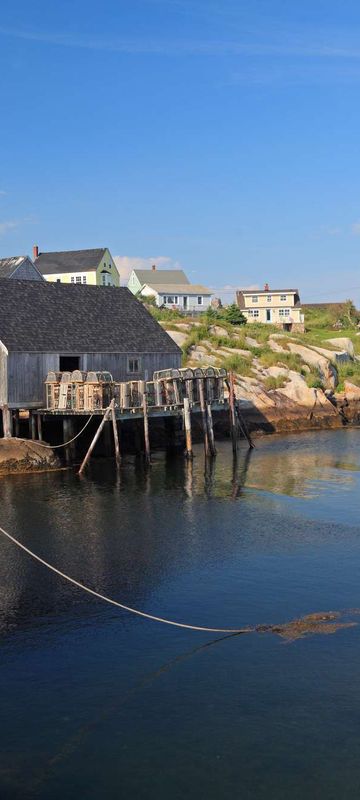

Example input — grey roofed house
[35,247,107,275]
[132,268,190,286]
[0,255,44,281]
[143,283,212,295]
[0,280,181,409]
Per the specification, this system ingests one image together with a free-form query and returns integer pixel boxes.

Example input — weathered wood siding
[0,341,8,406]
[83,352,181,381]
[8,353,58,407]
[7,351,181,407]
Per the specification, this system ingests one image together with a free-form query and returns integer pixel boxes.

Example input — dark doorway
[59,355,81,371]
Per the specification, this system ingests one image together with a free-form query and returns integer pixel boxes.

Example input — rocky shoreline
[0,438,60,476]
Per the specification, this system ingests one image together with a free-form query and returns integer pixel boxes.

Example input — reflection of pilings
[204,455,216,498]
[207,402,216,456]
[198,379,209,457]
[231,447,253,500]
[183,397,193,460]
[184,457,193,499]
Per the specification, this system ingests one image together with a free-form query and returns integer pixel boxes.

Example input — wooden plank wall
[0,341,8,406]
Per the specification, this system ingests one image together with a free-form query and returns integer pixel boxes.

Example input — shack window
[128,357,141,374]
[197,296,203,305]
[60,355,80,371]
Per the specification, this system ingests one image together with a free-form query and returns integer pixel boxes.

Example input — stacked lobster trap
[45,366,227,412]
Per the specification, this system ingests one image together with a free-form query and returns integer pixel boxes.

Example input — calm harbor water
[1,428,360,799]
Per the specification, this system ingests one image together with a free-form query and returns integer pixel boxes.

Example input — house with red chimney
[128,264,212,313]
[236,283,305,332]
[33,245,119,286]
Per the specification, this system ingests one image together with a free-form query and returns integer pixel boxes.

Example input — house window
[251,296,258,303]
[280,295,287,301]
[56,279,61,283]
[267,295,272,302]
[197,296,203,305]
[165,296,174,304]
[71,277,75,283]
[82,276,87,284]
[248,309,260,317]
[128,357,141,374]
[76,276,82,284]
[279,308,290,317]
[174,296,178,304]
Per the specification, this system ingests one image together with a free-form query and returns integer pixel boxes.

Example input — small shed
[0,281,181,413]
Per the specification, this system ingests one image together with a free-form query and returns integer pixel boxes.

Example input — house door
[183,296,188,311]
[59,355,81,371]
[266,309,272,322]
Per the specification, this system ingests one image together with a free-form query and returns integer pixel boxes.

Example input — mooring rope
[0,524,250,634]
[18,414,95,450]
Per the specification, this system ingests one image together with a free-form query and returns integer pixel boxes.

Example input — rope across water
[17,414,95,449]
[0,524,250,634]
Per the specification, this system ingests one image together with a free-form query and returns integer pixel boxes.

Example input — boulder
[245,336,260,348]
[165,330,187,346]
[286,343,337,388]
[344,381,360,399]
[0,438,60,475]
[311,345,350,364]
[326,337,355,357]
[209,325,229,337]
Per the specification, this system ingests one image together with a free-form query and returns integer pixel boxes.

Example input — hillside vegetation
[149,300,360,401]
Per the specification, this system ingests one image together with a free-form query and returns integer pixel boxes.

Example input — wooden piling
[206,402,216,456]
[2,405,12,439]
[79,403,113,475]
[143,392,151,465]
[198,378,209,457]
[37,412,43,442]
[30,411,37,441]
[111,403,121,468]
[228,372,238,455]
[183,396,193,459]
[14,410,20,438]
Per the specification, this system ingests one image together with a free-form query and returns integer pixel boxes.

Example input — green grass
[264,375,288,391]
[222,354,254,376]
[336,360,360,391]
[305,369,324,390]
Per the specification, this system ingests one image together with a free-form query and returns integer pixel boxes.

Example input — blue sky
[1,0,360,303]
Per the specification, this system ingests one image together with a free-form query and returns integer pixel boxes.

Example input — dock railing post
[143,392,151,465]
[183,396,193,459]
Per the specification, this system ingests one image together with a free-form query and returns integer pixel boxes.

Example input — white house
[128,265,212,313]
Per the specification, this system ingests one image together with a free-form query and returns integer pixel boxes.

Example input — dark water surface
[1,429,360,799]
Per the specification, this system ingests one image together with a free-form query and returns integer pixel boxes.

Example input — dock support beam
[228,372,238,456]
[37,412,43,442]
[183,397,193,459]
[207,402,216,456]
[30,411,37,441]
[79,403,113,475]
[111,404,121,468]
[143,393,151,465]
[198,378,209,457]
[2,405,12,439]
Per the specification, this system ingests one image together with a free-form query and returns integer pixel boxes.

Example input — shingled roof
[0,280,181,354]
[133,268,189,285]
[35,248,107,275]
[0,256,30,278]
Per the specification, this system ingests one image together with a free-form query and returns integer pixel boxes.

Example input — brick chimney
[264,282,270,291]
[151,264,156,271]
[33,245,39,260]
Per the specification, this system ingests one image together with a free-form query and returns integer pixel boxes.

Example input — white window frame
[251,296,258,303]
[249,309,260,317]
[280,294,287,302]
[267,295,272,302]
[279,308,290,317]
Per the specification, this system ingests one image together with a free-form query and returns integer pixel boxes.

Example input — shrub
[220,304,247,326]
[305,369,324,390]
